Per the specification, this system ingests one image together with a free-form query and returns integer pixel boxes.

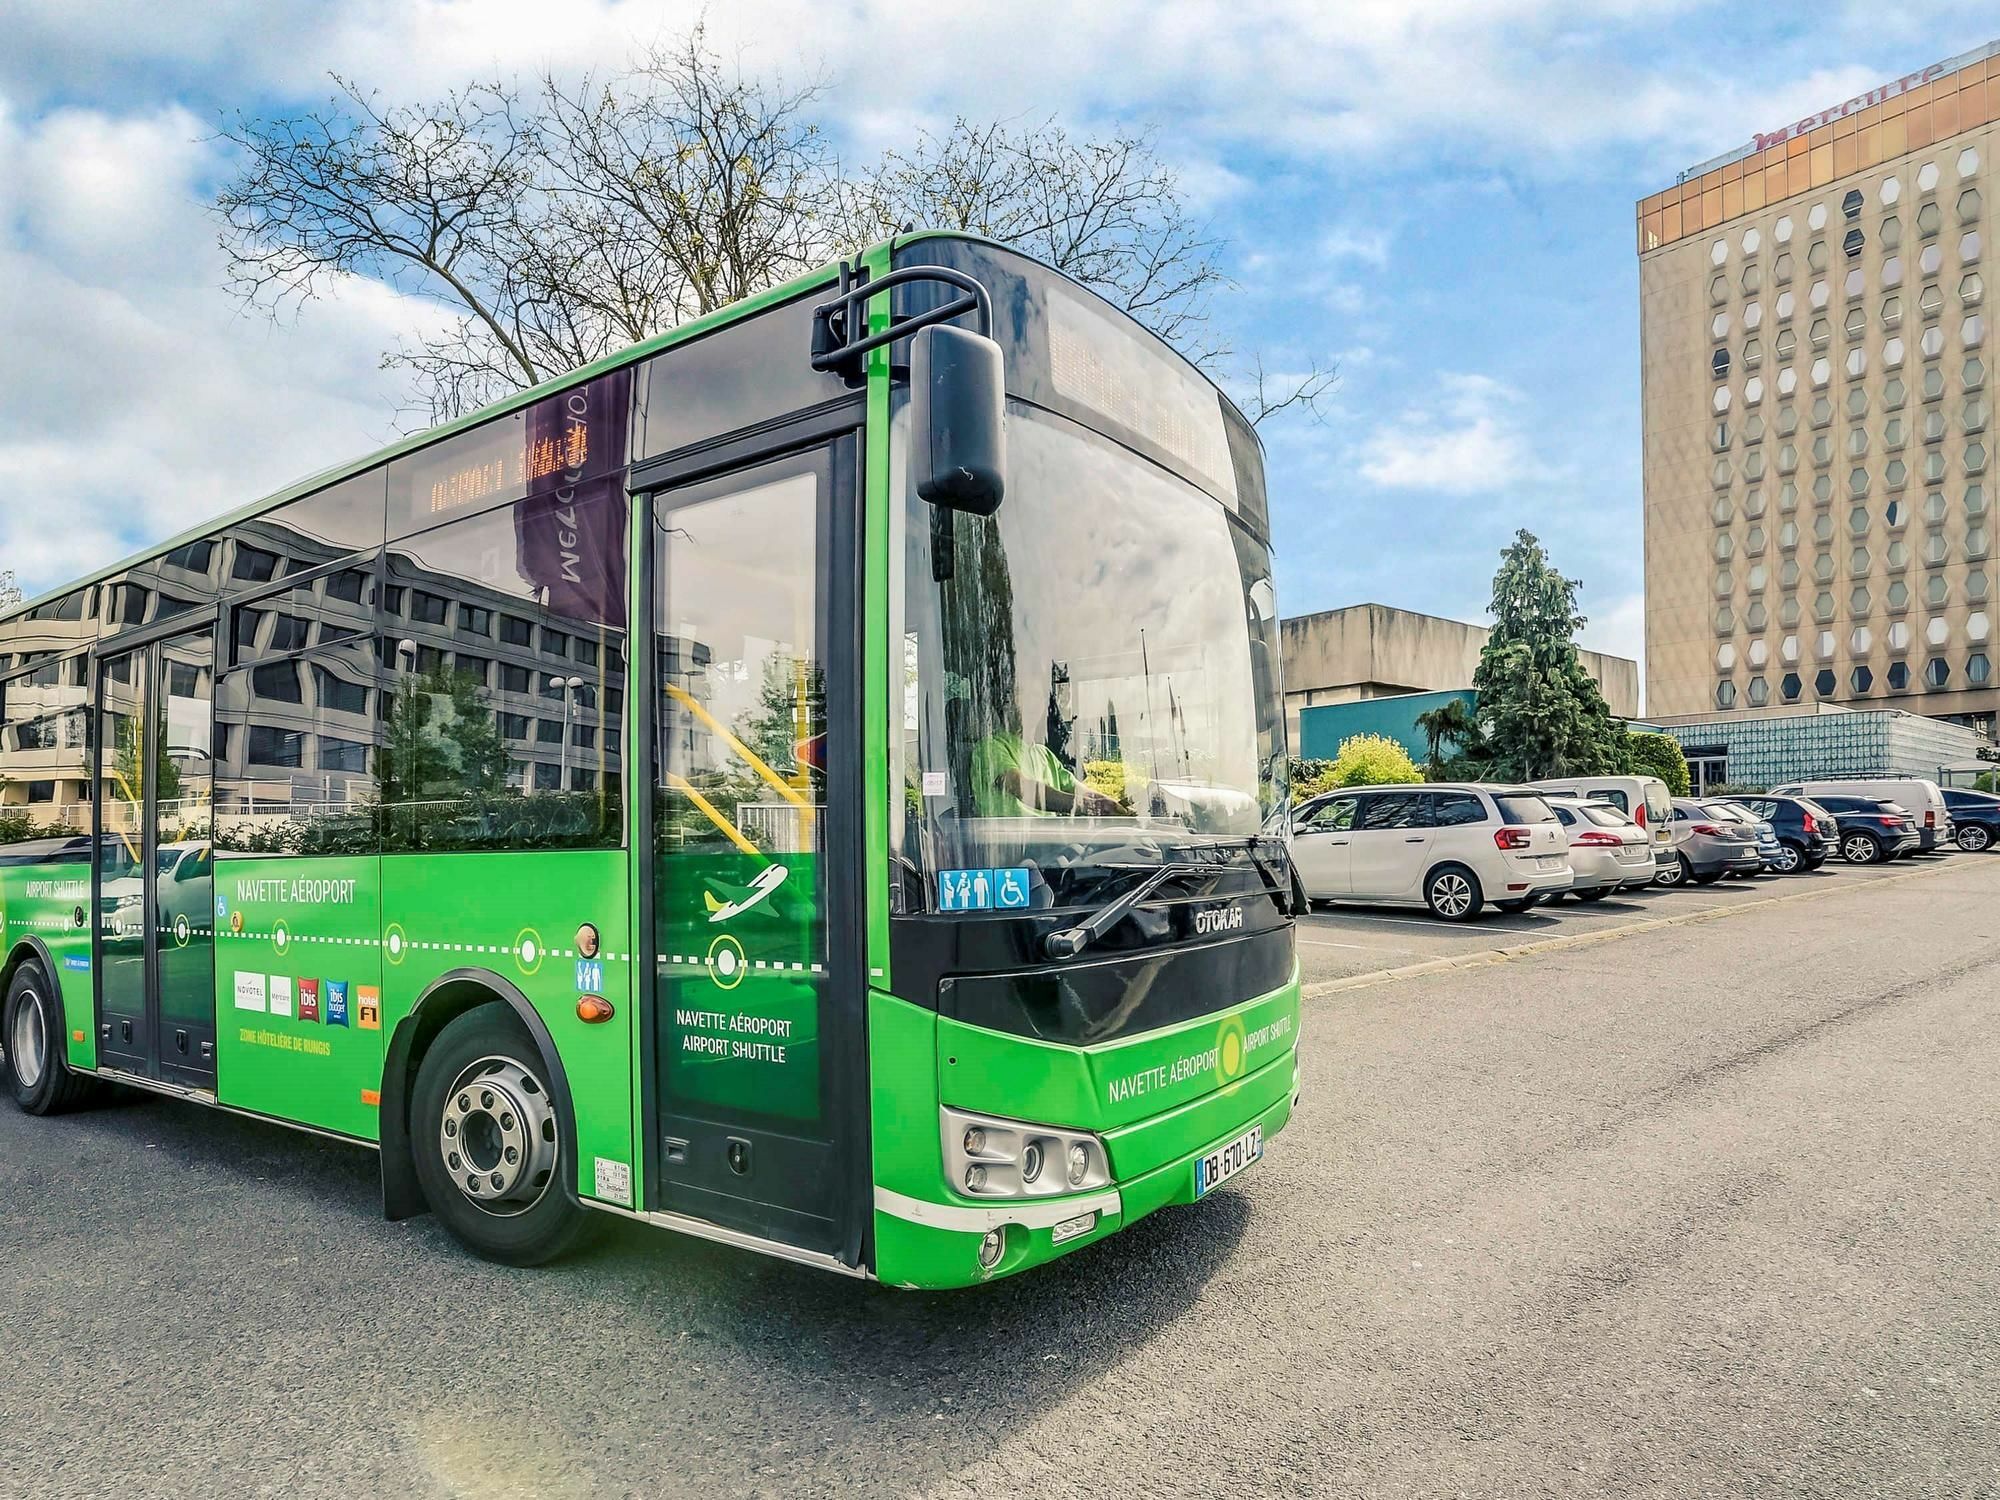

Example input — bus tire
[410,1004,591,1267]
[5,961,95,1116]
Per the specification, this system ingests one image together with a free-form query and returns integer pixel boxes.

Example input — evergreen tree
[1471,530,1628,780]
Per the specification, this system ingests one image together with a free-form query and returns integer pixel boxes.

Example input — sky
[4,1,1998,690]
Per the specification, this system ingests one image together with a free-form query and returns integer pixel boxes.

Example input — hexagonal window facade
[1780,597,1802,628]
[1888,620,1912,649]
[1965,272,1986,307]
[1843,307,1866,339]
[1777,405,1799,438]
[1850,665,1874,694]
[1714,532,1735,561]
[1846,426,1869,457]
[1919,162,1941,193]
[1774,250,1794,283]
[1746,524,1767,553]
[1847,388,1869,420]
[1815,628,1837,660]
[1811,357,1831,388]
[1810,241,1830,275]
[1970,653,1993,687]
[1960,189,1983,226]
[1919,202,1942,238]
[1925,408,1949,441]
[1809,203,1829,232]
[1781,671,1803,702]
[1712,310,1732,339]
[1845,348,1868,378]
[1970,569,1992,601]
[1745,416,1766,446]
[1714,569,1734,597]
[1969,526,1991,560]
[1849,504,1870,534]
[1922,244,1944,276]
[1844,268,1866,300]
[1887,538,1911,568]
[1813,513,1836,543]
[1780,480,1800,510]
[1882,293,1903,326]
[1924,366,1946,400]
[1927,621,1951,654]
[1970,610,1992,642]
[1925,531,1951,565]
[1927,574,1950,607]
[1743,262,1763,295]
[1885,416,1907,449]
[1887,660,1911,691]
[1713,457,1732,488]
[1810,316,1832,348]
[1711,347,1731,379]
[1745,599,1768,630]
[1814,668,1837,697]
[1746,675,1770,706]
[1886,457,1909,488]
[1715,679,1737,709]
[1888,580,1911,611]
[1814,589,1836,621]
[1810,396,1833,427]
[1922,326,1946,359]
[1970,483,1990,517]
[1969,400,1991,434]
[1744,488,1768,519]
[1969,442,1989,475]
[1885,336,1906,368]
[1778,442,1799,473]
[1842,189,1864,221]
[1960,147,1981,178]
[1884,255,1905,288]
[1748,639,1770,667]
[1776,289,1796,321]
[1881,175,1903,206]
[1850,584,1871,614]
[1775,215,1794,243]
[1813,473,1834,503]
[1716,642,1737,671]
[1962,232,1982,264]
[1925,490,1949,523]
[1745,376,1765,405]
[1709,273,1728,303]
[1925,656,1951,688]
[1965,315,1987,349]
[1850,625,1873,653]
[1967,356,1987,388]
[1810,435,1831,467]
[1745,300,1764,330]
[1847,465,1868,497]
[1715,604,1734,634]
[1779,556,1801,587]
[1886,496,1908,526]
[1775,331,1799,363]
[1744,450,1767,481]
[1714,385,1732,413]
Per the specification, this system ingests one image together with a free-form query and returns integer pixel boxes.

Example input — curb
[1299,856,1969,1000]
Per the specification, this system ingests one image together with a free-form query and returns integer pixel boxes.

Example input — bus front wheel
[4,962,95,1116]
[411,1004,591,1266]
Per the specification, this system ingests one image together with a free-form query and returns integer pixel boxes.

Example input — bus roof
[4,229,1251,624]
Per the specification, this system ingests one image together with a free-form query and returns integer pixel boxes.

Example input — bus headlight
[942,1106,1111,1199]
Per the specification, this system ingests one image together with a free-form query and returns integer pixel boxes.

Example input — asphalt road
[4,853,1999,1498]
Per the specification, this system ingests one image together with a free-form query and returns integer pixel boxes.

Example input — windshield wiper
[1042,861,1207,960]
[1241,836,1295,915]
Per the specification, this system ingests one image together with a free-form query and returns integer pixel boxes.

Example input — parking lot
[1295,852,1958,988]
[4,851,1998,1497]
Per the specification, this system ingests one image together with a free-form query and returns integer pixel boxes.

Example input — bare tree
[1237,353,1340,427]
[849,117,1223,354]
[216,30,1337,427]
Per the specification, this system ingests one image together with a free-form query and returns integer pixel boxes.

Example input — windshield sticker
[937,867,1032,912]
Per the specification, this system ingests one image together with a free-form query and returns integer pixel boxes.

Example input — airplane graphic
[704,862,790,923]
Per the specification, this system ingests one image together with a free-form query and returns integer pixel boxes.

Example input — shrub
[1308,733,1422,792]
[1626,731,1692,797]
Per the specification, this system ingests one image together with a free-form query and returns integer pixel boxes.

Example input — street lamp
[550,675,585,789]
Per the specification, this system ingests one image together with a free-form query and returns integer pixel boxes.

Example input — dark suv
[1807,794,1923,864]
[1941,787,2000,852]
[1734,795,1838,873]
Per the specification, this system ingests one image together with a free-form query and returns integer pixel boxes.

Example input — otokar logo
[1192,902,1245,936]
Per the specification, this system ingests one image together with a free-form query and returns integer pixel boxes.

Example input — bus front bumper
[871,1046,1299,1289]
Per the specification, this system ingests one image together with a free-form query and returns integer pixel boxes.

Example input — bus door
[643,431,867,1260]
[93,626,217,1088]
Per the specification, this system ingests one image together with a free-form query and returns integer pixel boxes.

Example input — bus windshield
[899,401,1285,910]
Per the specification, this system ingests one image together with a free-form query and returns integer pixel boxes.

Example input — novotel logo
[1752,63,1949,153]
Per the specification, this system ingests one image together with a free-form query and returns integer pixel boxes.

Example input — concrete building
[1280,603,1640,747]
[1651,702,1991,793]
[1639,39,2000,740]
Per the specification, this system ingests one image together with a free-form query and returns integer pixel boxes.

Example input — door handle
[1328,837,1349,845]
[1404,835,1424,842]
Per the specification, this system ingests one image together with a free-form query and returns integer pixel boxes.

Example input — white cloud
[1319,225,1391,267]
[1581,589,1646,670]
[0,99,423,599]
[1356,374,1549,494]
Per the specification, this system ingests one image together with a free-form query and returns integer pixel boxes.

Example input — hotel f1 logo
[357,985,381,1031]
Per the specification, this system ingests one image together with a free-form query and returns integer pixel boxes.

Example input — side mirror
[911,324,1006,515]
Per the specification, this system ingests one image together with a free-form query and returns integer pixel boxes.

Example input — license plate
[1195,1126,1263,1196]
[1536,855,1565,870]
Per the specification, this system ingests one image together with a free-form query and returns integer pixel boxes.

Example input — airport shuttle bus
[0,234,1300,1287]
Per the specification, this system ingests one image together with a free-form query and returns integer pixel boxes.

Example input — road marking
[1297,938,1411,952]
[1301,858,1974,1000]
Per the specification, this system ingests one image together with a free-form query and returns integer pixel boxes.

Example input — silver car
[1659,798,1767,886]
[1542,797,1657,900]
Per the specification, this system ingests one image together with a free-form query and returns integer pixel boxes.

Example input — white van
[1768,778,1954,852]
[1526,774,1674,873]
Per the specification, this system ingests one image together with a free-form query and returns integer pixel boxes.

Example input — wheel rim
[1660,859,1683,885]
[1772,844,1800,872]
[10,988,47,1089]
[1431,872,1472,917]
[1963,826,1991,851]
[438,1054,559,1217]
[1843,835,1874,862]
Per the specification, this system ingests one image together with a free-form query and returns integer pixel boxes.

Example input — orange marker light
[576,995,615,1024]
[360,1089,381,1107]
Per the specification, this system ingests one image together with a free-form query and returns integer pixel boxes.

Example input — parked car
[1940,787,2000,852]
[1698,799,1783,873]
[1527,774,1676,869]
[1542,797,1657,899]
[1769,778,1953,852]
[1658,798,1766,885]
[1291,783,1572,922]
[1730,794,1839,872]
[1801,793,1924,863]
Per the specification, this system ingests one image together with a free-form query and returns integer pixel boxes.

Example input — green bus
[0,233,1299,1288]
